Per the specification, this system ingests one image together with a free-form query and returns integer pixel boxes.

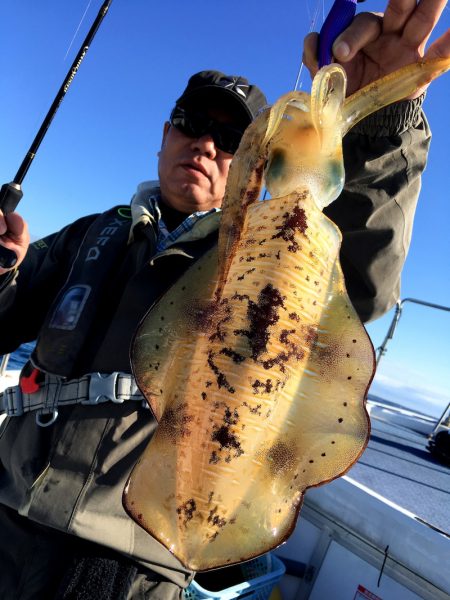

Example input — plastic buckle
[84,372,120,405]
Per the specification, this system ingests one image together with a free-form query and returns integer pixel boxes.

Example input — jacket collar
[129,180,221,248]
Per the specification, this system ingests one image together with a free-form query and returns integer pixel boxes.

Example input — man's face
[158,105,243,214]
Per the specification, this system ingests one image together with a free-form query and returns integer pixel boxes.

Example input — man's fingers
[0,210,7,236]
[383,0,418,34]
[5,213,28,241]
[332,12,383,62]
[303,32,319,77]
[0,212,30,252]
[402,0,447,49]
[0,212,29,273]
[424,29,450,60]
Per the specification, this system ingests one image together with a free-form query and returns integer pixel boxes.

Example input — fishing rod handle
[0,246,17,270]
[0,182,23,214]
[318,0,357,68]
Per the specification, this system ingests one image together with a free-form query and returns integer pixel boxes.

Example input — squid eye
[328,160,343,181]
[267,150,286,180]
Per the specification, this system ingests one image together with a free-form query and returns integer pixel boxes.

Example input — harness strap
[0,372,145,427]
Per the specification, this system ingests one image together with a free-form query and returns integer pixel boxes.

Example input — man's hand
[0,211,29,276]
[304,0,450,97]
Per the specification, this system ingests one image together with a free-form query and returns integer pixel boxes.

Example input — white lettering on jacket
[85,218,125,262]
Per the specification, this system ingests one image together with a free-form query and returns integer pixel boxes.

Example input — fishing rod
[0,0,113,269]
[318,0,366,68]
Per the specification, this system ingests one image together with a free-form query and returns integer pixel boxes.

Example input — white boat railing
[0,354,10,377]
[376,297,450,366]
[431,401,450,437]
[374,297,450,451]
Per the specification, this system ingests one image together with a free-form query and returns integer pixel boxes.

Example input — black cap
[175,70,267,126]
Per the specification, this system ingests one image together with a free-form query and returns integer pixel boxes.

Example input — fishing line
[64,0,94,61]
[262,0,324,201]
[293,0,325,90]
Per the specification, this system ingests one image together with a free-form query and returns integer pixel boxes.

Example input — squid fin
[131,246,219,421]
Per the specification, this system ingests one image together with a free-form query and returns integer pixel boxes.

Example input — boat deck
[350,398,449,535]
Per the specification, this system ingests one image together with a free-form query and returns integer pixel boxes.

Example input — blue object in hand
[318,0,357,68]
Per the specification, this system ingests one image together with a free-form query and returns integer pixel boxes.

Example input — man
[0,1,449,598]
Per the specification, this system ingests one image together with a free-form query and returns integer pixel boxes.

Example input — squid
[123,58,450,571]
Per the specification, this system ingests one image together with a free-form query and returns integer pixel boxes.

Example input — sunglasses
[169,106,245,155]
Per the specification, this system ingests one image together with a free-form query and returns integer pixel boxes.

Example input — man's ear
[161,121,171,148]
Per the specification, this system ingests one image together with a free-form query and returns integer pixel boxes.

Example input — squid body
[124,58,450,570]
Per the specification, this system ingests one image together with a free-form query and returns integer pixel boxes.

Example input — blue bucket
[184,553,285,599]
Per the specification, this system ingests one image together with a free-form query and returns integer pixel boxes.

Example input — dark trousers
[0,504,183,600]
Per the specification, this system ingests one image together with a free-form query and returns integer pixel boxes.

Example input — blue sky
[1,1,449,417]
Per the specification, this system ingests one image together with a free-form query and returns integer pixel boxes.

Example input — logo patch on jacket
[49,285,91,330]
